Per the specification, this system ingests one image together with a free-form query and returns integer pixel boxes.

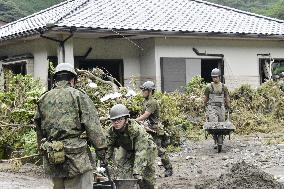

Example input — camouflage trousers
[52,170,93,189]
[114,147,157,189]
[151,134,172,171]
[206,105,225,122]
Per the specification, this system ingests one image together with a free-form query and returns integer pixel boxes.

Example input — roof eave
[1,26,284,45]
[52,26,284,40]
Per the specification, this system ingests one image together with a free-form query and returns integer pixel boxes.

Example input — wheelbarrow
[93,179,139,189]
[203,112,235,153]
[93,162,139,189]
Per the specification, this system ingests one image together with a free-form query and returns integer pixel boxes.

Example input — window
[259,58,284,83]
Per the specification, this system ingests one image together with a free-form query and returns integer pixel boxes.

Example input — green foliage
[0,71,44,158]
[254,0,284,20]
[0,71,44,124]
[207,0,282,20]
[20,129,37,156]
[0,0,64,22]
[230,80,284,135]
[1,68,283,160]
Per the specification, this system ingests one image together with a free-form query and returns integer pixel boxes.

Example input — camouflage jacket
[142,97,160,126]
[34,81,107,178]
[107,119,156,176]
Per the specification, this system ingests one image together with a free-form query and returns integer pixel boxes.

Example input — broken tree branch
[77,69,119,92]
[0,121,35,128]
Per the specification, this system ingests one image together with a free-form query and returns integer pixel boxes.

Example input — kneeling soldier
[107,104,157,189]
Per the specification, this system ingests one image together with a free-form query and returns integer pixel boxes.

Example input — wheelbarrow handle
[104,163,117,189]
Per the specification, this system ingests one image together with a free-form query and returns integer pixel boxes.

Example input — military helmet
[140,81,155,90]
[274,74,280,80]
[280,72,284,78]
[54,63,77,76]
[211,68,221,77]
[109,104,130,120]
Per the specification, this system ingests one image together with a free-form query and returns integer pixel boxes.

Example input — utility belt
[41,139,87,165]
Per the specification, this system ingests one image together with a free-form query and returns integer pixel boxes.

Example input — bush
[0,71,44,158]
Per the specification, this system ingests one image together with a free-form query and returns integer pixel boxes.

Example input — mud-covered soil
[0,163,52,189]
[156,134,284,189]
[1,135,284,189]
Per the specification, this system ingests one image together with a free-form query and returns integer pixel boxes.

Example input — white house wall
[0,38,142,87]
[1,36,284,91]
[73,38,141,86]
[0,39,53,87]
[155,37,284,89]
[139,38,156,83]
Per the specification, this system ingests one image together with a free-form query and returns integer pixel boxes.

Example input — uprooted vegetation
[0,70,283,160]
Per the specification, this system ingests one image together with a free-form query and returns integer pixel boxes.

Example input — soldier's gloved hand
[100,160,108,168]
[96,149,107,163]
[133,174,142,184]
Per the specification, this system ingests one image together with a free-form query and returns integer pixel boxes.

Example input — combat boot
[164,168,173,177]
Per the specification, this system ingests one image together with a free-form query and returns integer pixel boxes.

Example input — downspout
[192,47,225,82]
[192,47,224,58]
[40,33,73,62]
[37,27,76,62]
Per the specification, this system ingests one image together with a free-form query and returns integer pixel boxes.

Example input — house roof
[1,0,284,40]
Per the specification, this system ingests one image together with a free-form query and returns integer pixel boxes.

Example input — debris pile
[196,161,284,189]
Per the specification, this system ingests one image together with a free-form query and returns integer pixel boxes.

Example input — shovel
[103,162,117,189]
[87,147,116,189]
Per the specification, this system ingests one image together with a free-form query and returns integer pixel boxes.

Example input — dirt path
[0,135,283,189]
[156,134,284,188]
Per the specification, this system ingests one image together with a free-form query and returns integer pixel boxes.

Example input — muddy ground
[1,134,284,189]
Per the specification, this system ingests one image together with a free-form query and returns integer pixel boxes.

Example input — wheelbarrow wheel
[217,135,223,153]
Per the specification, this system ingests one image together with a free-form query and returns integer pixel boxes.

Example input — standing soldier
[34,63,107,189]
[136,81,173,177]
[107,104,157,189]
[277,72,284,91]
[204,68,231,148]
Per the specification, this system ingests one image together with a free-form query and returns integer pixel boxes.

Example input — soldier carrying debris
[136,81,173,177]
[107,104,157,189]
[34,63,107,189]
[204,68,231,149]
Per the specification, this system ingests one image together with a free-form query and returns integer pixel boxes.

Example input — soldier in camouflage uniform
[277,72,284,91]
[107,104,157,189]
[204,68,231,148]
[136,81,173,177]
[34,63,107,189]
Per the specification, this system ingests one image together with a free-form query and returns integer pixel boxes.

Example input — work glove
[133,174,143,185]
[100,160,108,168]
